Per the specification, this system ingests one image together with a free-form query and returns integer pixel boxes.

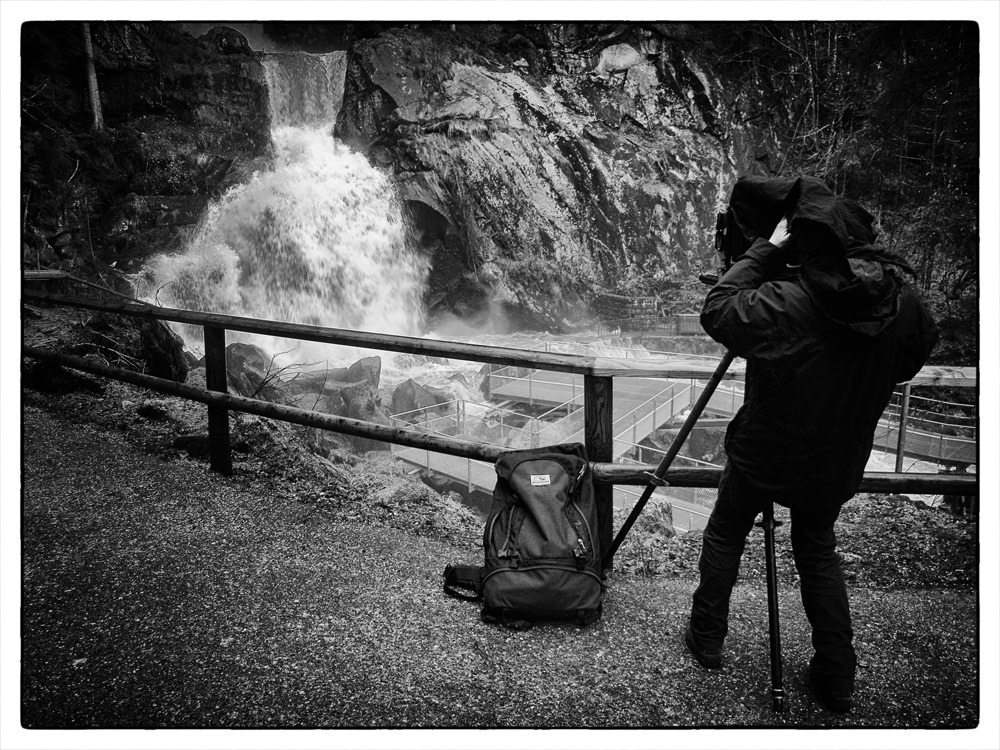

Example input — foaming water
[143,53,428,367]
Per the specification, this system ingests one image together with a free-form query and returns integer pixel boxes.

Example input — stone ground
[14,390,985,740]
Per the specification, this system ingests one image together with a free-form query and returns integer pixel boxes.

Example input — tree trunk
[81,22,104,132]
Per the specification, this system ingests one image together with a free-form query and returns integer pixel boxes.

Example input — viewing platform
[391,356,975,533]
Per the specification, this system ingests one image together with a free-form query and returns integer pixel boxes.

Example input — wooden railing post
[585,374,614,571]
[204,325,232,476]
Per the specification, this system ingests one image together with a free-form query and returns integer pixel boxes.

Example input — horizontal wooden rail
[23,290,976,385]
[22,291,598,376]
[22,346,978,497]
[23,346,504,464]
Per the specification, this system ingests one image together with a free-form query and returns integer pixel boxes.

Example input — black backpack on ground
[443,443,605,629]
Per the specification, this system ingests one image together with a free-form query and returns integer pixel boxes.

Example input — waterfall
[263,52,345,127]
[144,51,428,363]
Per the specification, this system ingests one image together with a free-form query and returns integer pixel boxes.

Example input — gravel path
[18,400,980,732]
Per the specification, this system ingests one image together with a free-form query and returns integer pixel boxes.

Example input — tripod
[601,348,786,713]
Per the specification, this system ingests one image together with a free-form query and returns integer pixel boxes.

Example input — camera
[699,207,751,286]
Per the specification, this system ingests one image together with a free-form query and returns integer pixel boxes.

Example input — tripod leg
[757,502,785,712]
[602,349,737,570]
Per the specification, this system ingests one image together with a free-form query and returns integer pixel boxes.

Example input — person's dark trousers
[689,463,857,682]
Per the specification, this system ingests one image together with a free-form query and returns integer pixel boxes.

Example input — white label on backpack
[530,474,551,486]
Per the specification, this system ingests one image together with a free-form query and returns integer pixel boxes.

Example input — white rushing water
[143,52,429,367]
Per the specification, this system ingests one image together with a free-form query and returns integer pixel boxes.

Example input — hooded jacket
[702,177,938,505]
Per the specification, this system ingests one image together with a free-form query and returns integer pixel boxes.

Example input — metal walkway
[487,367,976,467]
[392,362,976,534]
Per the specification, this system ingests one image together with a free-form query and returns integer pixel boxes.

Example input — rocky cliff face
[95,24,272,267]
[334,23,767,330]
[21,22,271,277]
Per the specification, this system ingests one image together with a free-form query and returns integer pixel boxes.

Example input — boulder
[80,313,189,382]
[594,43,647,76]
[290,356,382,394]
[202,26,254,55]
[346,356,382,388]
[341,382,392,452]
[343,382,389,423]
[221,342,280,399]
[247,355,392,453]
[390,378,452,421]
[190,342,292,402]
[281,356,384,415]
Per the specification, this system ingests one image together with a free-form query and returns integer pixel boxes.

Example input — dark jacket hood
[728,175,914,336]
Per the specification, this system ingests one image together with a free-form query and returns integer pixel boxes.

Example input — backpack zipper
[488,502,519,560]
[482,563,603,585]
[570,499,595,563]
[486,510,502,553]
[501,506,517,558]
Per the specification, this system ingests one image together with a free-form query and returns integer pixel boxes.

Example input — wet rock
[222,342,277,398]
[79,313,189,382]
[390,378,451,420]
[342,382,392,453]
[202,26,253,55]
[594,43,647,76]
[84,22,270,263]
[139,319,190,382]
[346,356,382,388]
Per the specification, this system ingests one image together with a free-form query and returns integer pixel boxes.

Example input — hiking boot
[809,658,854,713]
[684,622,722,669]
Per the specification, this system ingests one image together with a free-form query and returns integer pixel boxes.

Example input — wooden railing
[22,290,979,563]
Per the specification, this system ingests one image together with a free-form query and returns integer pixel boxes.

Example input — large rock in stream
[390,378,452,421]
[192,345,392,453]
[334,23,767,330]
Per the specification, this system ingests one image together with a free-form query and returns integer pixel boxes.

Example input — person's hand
[768,216,791,249]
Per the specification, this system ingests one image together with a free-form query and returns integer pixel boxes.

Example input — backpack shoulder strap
[443,564,484,601]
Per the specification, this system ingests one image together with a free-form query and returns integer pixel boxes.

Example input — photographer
[684,176,938,713]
